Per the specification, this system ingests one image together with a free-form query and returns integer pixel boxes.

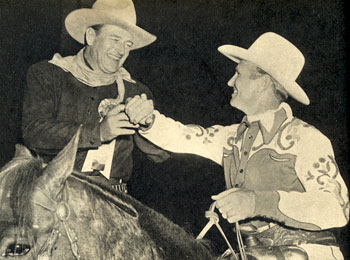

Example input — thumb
[126,97,133,104]
[211,188,240,200]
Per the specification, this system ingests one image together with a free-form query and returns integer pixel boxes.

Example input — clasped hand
[99,94,155,142]
[212,188,256,223]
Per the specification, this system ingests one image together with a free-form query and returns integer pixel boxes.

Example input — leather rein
[196,201,248,260]
[32,183,81,260]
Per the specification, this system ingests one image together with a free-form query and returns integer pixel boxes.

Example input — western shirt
[140,103,349,230]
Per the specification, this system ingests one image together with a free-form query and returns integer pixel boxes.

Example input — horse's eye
[5,243,31,257]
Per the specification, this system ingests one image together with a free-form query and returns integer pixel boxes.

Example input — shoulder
[124,79,154,99]
[278,117,332,151]
[27,60,67,80]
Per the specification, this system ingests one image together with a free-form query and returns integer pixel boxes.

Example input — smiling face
[227,60,266,115]
[85,24,134,74]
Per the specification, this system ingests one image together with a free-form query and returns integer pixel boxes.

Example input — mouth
[107,53,121,61]
[232,85,238,96]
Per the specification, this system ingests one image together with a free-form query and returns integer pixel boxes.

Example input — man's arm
[22,64,101,155]
[214,127,349,230]
[273,129,349,230]
[125,95,237,165]
[22,63,136,156]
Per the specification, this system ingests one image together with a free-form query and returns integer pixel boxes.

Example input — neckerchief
[49,48,136,106]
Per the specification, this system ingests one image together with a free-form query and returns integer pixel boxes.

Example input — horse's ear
[13,144,34,159]
[41,127,81,198]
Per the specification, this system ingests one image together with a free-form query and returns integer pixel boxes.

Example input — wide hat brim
[65,9,156,50]
[218,45,310,105]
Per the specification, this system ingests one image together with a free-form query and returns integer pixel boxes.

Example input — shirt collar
[238,102,292,144]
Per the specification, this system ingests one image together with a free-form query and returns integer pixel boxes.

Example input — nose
[115,42,126,56]
[227,73,237,87]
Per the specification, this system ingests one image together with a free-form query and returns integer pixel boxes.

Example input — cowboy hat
[218,32,310,105]
[65,0,156,50]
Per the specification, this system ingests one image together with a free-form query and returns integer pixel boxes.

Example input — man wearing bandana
[22,0,168,192]
[125,32,349,259]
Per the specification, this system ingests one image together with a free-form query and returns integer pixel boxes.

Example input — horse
[0,129,215,260]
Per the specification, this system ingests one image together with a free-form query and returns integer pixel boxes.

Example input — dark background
[1,0,348,257]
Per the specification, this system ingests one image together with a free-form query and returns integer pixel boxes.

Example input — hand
[125,94,154,126]
[100,104,139,142]
[212,188,255,223]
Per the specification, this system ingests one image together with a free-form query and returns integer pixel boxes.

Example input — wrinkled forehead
[235,60,259,73]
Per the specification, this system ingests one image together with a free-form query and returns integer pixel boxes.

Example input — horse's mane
[72,172,215,260]
[0,155,44,229]
[1,155,214,260]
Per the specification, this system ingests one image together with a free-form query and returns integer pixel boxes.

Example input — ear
[40,126,81,199]
[85,27,97,46]
[13,144,33,160]
[256,74,272,93]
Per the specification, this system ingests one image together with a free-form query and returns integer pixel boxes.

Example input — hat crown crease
[92,0,137,24]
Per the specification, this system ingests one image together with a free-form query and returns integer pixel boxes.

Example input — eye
[125,42,133,48]
[3,243,31,257]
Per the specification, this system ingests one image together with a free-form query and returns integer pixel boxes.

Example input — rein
[32,183,81,260]
[196,202,247,260]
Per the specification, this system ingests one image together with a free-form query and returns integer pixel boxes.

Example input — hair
[251,66,289,102]
[0,155,214,260]
[90,24,104,35]
[84,24,105,45]
[0,155,44,229]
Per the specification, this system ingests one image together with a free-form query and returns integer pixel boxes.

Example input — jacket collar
[237,102,292,144]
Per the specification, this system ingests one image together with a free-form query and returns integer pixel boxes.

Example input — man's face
[89,24,134,74]
[227,60,262,114]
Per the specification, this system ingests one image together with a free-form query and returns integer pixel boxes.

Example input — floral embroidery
[183,125,220,144]
[277,118,309,150]
[306,171,315,181]
[311,155,348,219]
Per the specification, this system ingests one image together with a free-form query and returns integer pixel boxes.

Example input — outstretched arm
[125,95,237,165]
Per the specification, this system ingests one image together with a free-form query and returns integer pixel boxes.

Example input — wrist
[139,114,155,132]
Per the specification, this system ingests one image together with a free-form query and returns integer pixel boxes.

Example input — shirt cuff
[139,110,160,134]
[253,190,280,218]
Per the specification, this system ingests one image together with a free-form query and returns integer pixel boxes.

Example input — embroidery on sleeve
[183,125,220,144]
[310,155,349,220]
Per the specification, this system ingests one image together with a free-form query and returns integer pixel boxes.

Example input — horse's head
[0,130,84,259]
[0,129,215,260]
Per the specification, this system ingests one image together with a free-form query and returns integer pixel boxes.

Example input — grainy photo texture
[0,0,348,259]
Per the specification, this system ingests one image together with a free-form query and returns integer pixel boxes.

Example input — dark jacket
[22,61,169,182]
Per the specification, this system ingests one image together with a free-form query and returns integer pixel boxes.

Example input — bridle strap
[196,202,247,260]
[33,184,81,260]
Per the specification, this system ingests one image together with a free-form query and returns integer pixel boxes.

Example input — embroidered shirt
[140,102,349,230]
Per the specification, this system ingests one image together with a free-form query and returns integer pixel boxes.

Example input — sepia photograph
[0,0,348,259]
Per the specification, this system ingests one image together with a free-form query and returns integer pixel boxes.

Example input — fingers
[211,188,240,200]
[107,112,129,121]
[132,100,153,123]
[117,128,136,136]
[125,94,154,124]
[125,95,143,109]
[106,104,126,116]
[117,121,139,129]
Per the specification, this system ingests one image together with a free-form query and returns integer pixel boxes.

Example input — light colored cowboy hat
[218,32,310,105]
[65,0,156,50]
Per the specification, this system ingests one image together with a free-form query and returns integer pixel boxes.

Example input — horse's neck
[59,177,161,260]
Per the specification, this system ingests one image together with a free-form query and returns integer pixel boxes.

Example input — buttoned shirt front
[140,102,349,231]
